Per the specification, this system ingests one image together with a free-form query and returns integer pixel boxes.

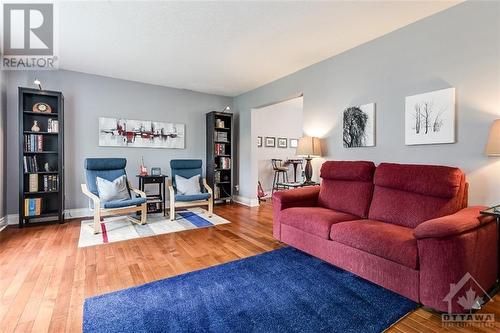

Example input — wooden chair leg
[93,211,101,234]
[140,204,147,224]
[170,200,176,221]
[208,199,213,218]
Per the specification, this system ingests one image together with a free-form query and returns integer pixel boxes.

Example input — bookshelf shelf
[23,111,58,117]
[19,88,64,227]
[24,151,58,154]
[24,191,59,195]
[206,111,234,204]
[24,131,58,135]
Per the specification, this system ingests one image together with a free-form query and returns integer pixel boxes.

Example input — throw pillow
[96,175,131,202]
[175,174,201,195]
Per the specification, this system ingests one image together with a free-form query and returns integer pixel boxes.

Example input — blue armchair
[81,158,147,234]
[168,159,213,221]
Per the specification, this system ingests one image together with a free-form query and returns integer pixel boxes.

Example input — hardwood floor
[0,202,498,332]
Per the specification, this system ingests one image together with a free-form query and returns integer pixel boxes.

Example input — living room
[0,1,499,332]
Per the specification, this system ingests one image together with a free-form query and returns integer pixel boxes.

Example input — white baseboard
[233,195,260,207]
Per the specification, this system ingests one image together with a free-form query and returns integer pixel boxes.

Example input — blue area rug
[83,247,417,332]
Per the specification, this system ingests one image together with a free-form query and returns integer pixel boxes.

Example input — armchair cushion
[102,197,146,209]
[170,159,204,191]
[84,158,129,196]
[414,206,495,239]
[175,193,211,202]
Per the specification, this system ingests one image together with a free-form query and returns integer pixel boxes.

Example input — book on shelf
[29,174,38,192]
[215,131,228,142]
[214,186,220,199]
[214,171,221,183]
[47,119,59,133]
[24,134,44,152]
[24,198,42,216]
[42,175,59,191]
[219,157,231,169]
[214,143,226,155]
[23,156,39,172]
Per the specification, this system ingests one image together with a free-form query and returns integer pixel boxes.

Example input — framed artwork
[290,138,298,148]
[343,103,376,148]
[405,88,455,145]
[257,136,262,147]
[265,137,276,147]
[99,117,185,149]
[277,138,288,148]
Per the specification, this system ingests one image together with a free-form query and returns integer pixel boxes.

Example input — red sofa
[273,161,498,313]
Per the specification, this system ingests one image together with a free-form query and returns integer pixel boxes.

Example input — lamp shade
[296,136,322,157]
[486,119,500,156]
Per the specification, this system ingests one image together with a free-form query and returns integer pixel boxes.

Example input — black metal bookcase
[18,87,64,227]
[206,111,233,203]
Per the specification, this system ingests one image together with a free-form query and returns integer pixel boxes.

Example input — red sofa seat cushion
[329,219,418,269]
[369,163,467,228]
[318,161,376,218]
[281,207,358,239]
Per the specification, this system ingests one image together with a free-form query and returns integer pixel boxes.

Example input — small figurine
[139,157,148,176]
[44,162,50,172]
[31,120,40,132]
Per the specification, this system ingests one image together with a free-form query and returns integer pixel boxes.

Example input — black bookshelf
[206,111,233,203]
[19,87,64,227]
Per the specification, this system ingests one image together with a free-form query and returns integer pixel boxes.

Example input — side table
[137,175,168,216]
[480,205,500,293]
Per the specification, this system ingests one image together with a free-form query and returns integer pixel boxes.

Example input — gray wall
[234,1,500,206]
[5,70,232,213]
[0,69,6,220]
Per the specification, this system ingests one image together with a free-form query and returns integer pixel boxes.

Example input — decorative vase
[31,120,40,132]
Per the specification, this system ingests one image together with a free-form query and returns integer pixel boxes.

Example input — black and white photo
[343,103,375,148]
[265,137,276,147]
[277,138,287,148]
[405,88,455,145]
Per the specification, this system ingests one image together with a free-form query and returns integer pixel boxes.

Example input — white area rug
[78,208,230,248]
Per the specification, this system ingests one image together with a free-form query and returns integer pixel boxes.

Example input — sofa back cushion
[368,163,467,228]
[318,161,376,218]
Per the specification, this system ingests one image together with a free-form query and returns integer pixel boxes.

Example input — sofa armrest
[272,186,320,240]
[414,206,495,239]
[417,207,498,312]
[272,186,320,206]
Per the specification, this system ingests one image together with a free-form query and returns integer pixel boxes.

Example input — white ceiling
[59,1,460,97]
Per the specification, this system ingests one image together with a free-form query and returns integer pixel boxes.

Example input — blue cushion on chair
[175,193,211,202]
[84,158,129,196]
[102,197,146,209]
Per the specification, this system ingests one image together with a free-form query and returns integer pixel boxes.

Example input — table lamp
[486,119,500,156]
[486,119,500,212]
[296,136,322,184]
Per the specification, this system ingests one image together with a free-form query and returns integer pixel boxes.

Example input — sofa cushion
[281,207,359,239]
[318,161,375,218]
[369,163,467,228]
[330,219,418,269]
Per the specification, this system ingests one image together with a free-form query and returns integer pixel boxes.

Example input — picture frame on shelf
[277,138,288,148]
[257,136,262,147]
[265,137,276,147]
